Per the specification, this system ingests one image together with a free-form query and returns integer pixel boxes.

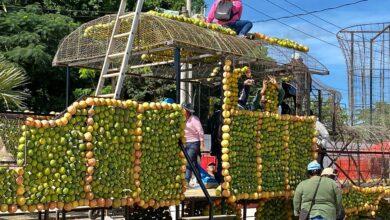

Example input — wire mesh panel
[53,13,329,76]
[337,22,390,126]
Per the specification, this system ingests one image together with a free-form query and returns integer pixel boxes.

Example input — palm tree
[0,55,28,110]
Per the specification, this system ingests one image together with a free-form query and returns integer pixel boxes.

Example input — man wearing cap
[182,103,205,185]
[321,168,345,220]
[293,161,342,220]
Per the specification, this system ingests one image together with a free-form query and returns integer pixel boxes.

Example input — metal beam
[174,47,181,104]
[327,150,390,155]
[66,66,70,107]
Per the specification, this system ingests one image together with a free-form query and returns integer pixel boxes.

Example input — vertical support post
[66,66,70,107]
[198,84,201,119]
[100,209,105,220]
[332,93,336,135]
[349,33,354,125]
[357,144,361,185]
[243,201,247,219]
[369,39,374,125]
[318,90,322,122]
[175,48,181,104]
[186,0,192,16]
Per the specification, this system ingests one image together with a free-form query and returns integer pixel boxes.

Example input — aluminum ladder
[95,0,145,99]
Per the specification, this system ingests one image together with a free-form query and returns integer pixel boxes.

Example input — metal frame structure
[48,11,330,220]
[337,22,390,126]
[321,125,390,186]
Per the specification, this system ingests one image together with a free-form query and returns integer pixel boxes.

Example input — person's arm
[238,84,250,107]
[194,117,205,151]
[230,0,243,22]
[206,1,218,23]
[238,79,254,108]
[293,182,304,216]
[334,183,343,218]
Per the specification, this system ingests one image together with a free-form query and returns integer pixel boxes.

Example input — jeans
[185,141,200,182]
[228,20,253,36]
[311,216,324,220]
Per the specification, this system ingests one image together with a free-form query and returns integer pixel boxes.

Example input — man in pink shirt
[206,0,253,36]
[182,103,205,184]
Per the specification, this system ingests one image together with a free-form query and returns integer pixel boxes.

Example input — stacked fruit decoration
[0,167,19,213]
[287,116,317,191]
[202,199,241,219]
[343,185,388,217]
[254,33,309,52]
[1,97,186,213]
[21,104,88,212]
[221,60,240,111]
[259,113,289,198]
[147,11,236,35]
[87,100,139,209]
[255,198,293,220]
[223,110,260,202]
[376,197,390,219]
[263,78,279,113]
[83,11,236,40]
[138,102,186,209]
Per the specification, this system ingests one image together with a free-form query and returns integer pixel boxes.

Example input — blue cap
[162,98,175,104]
[307,161,321,171]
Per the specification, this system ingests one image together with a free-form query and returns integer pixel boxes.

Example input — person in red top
[206,0,253,36]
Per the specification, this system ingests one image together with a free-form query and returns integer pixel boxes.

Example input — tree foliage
[1,1,206,112]
[355,102,390,129]
[0,4,80,112]
[0,55,29,110]
[311,97,348,130]
[3,0,206,21]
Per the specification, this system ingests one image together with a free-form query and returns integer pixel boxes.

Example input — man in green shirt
[293,161,343,220]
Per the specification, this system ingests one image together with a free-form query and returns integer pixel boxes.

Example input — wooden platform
[184,188,220,199]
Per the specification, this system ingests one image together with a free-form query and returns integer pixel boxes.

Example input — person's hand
[244,79,254,86]
[200,141,206,152]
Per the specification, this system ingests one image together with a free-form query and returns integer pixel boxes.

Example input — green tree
[3,0,206,21]
[311,97,348,130]
[0,55,28,110]
[0,4,79,112]
[355,102,390,129]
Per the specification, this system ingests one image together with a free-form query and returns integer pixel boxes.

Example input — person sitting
[206,0,253,36]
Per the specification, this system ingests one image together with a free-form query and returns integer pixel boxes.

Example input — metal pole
[349,33,354,125]
[369,39,373,125]
[243,201,247,219]
[66,66,70,107]
[186,0,192,16]
[175,48,181,104]
[332,93,336,135]
[179,141,213,219]
[318,90,322,122]
[357,144,361,185]
[198,84,201,118]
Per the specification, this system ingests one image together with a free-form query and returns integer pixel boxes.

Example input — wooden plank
[184,188,219,198]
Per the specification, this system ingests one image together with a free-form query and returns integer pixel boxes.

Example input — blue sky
[204,0,389,106]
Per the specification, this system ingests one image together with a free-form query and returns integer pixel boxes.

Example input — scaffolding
[337,22,390,126]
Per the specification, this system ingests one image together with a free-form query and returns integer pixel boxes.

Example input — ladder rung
[119,13,132,20]
[114,32,131,39]
[102,73,121,78]
[108,53,125,59]
[107,68,120,73]
[98,93,115,98]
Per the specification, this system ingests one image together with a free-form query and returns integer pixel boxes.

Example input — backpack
[215,1,235,22]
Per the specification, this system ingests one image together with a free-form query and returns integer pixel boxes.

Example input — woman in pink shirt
[206,0,253,36]
[182,103,205,184]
